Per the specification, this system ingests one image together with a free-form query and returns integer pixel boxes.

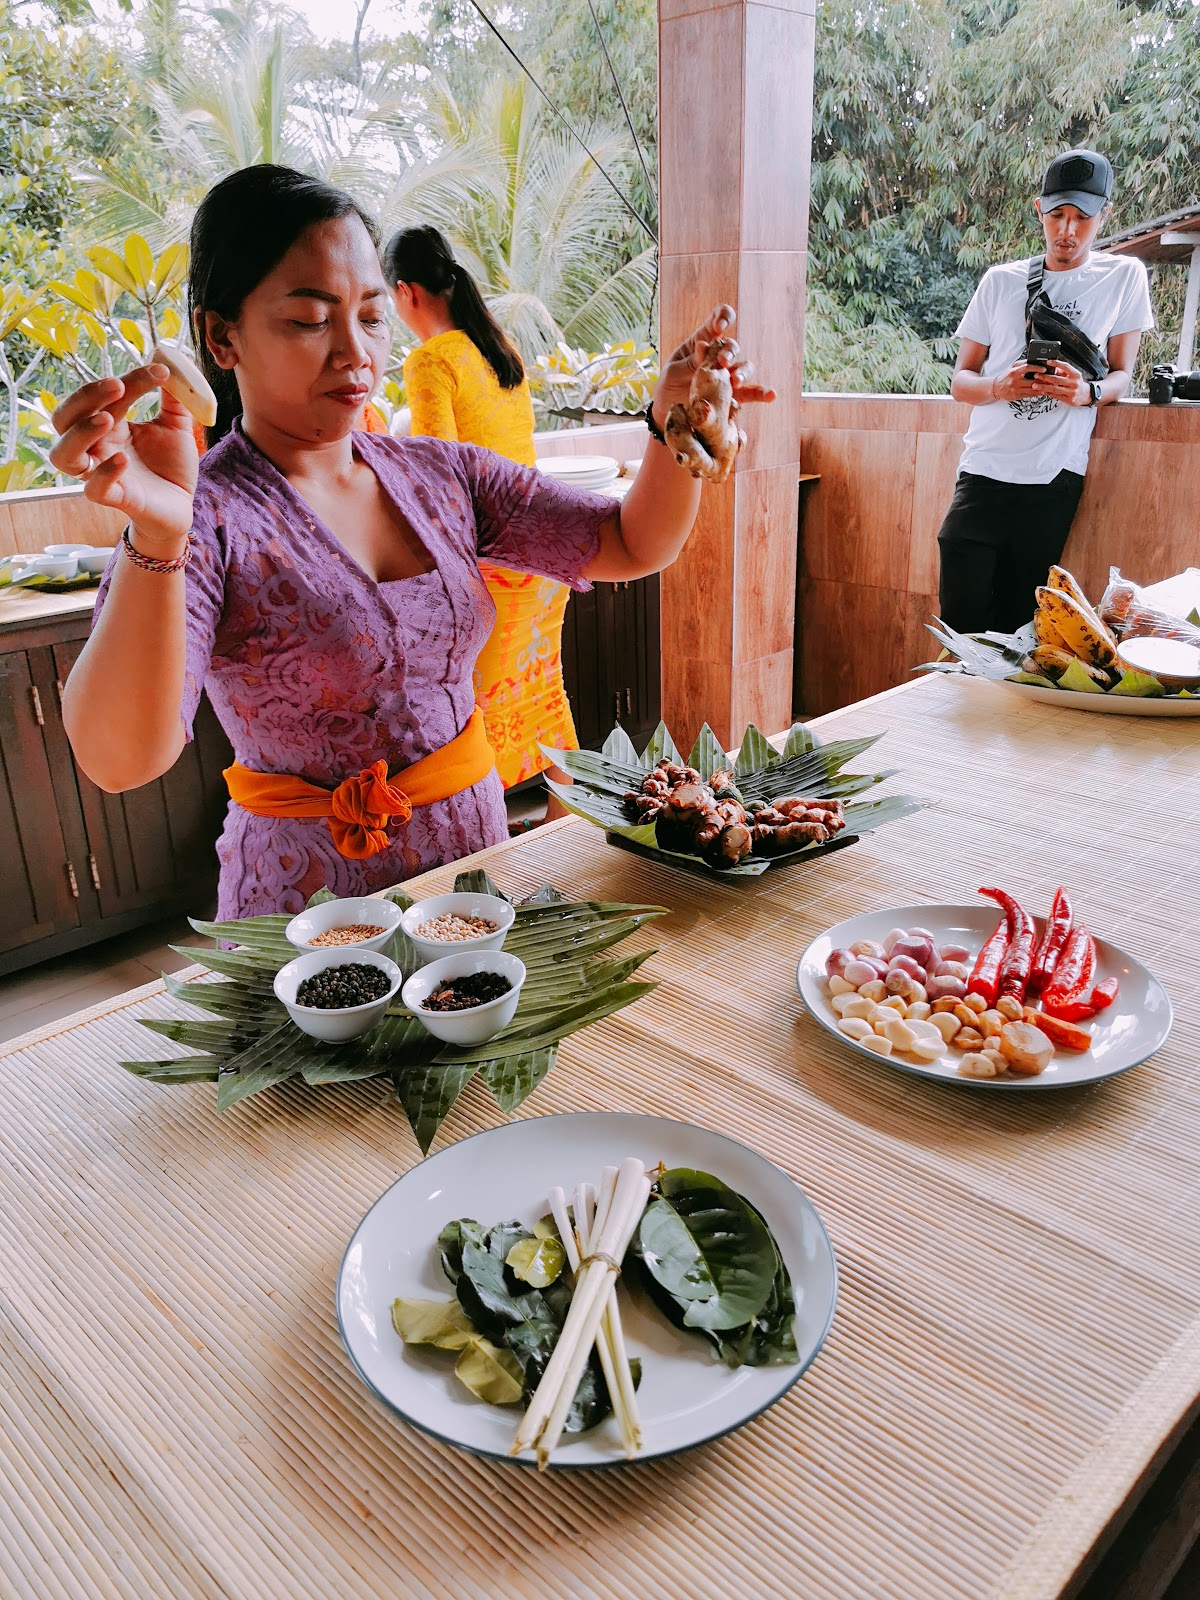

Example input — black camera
[1148,363,1200,404]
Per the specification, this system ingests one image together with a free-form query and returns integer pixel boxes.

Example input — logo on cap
[1058,156,1095,187]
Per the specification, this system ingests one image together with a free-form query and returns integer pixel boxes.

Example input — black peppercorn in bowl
[401,950,527,1047]
[274,948,403,1043]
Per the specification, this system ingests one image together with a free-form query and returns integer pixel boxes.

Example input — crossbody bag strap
[1025,255,1046,339]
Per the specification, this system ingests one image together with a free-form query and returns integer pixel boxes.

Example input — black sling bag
[1024,257,1108,381]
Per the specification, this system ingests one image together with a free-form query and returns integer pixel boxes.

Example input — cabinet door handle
[625,686,632,716]
[55,678,65,705]
[88,853,102,892]
[613,690,622,723]
[30,685,45,727]
[66,861,80,900]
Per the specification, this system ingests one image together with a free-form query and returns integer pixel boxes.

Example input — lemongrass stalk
[549,1185,636,1452]
[532,1165,650,1464]
[513,1158,646,1461]
[574,1171,641,1455]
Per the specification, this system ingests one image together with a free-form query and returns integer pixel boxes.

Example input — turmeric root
[750,797,846,856]
[664,338,747,484]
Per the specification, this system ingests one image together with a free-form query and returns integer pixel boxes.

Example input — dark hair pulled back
[188,164,379,444]
[382,224,524,390]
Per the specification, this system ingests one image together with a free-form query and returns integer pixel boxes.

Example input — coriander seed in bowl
[400,892,515,966]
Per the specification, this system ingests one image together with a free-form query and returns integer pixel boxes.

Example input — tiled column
[658,0,814,750]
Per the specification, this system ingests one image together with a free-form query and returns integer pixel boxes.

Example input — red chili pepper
[1041,926,1097,1018]
[967,913,1009,1007]
[1090,977,1119,1010]
[1029,886,1073,994]
[979,887,1036,1002]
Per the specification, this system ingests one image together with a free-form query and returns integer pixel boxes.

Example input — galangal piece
[664,337,747,484]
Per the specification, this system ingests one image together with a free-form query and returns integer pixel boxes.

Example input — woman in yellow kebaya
[384,225,574,823]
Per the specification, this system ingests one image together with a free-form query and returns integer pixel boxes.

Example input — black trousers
[936,469,1086,634]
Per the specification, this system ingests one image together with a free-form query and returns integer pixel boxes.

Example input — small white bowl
[274,948,402,1043]
[14,554,78,580]
[402,950,527,1047]
[43,544,93,557]
[399,892,515,966]
[74,547,114,576]
[285,896,405,956]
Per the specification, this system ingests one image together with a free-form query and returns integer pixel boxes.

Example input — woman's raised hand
[49,366,198,548]
[653,304,777,422]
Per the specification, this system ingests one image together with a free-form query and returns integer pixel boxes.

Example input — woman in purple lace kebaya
[51,166,774,919]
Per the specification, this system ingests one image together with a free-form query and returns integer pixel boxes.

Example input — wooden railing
[796,393,1200,714]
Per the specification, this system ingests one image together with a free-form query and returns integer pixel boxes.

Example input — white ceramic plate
[987,678,1200,717]
[537,455,620,490]
[797,904,1172,1092]
[337,1112,837,1468]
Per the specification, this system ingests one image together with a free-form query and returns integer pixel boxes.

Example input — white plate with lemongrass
[796,903,1172,1091]
[336,1112,837,1468]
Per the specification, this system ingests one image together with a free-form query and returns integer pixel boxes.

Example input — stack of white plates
[537,454,620,492]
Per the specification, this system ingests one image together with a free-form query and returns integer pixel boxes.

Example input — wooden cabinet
[561,575,661,751]
[0,650,81,955]
[0,612,233,976]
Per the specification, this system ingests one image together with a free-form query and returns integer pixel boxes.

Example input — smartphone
[1025,338,1062,376]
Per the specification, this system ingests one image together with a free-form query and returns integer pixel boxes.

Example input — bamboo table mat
[2,673,1197,1600]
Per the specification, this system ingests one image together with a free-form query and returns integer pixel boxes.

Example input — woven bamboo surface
[2,672,1198,1600]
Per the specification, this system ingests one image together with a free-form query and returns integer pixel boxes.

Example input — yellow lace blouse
[403,330,538,467]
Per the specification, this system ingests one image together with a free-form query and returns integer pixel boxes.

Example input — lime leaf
[506,1235,566,1288]
[1109,669,1166,698]
[1008,671,1057,687]
[1187,608,1200,627]
[391,1297,476,1351]
[1055,658,1106,694]
[454,1337,525,1404]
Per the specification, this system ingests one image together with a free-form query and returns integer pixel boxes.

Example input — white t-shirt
[955,253,1153,483]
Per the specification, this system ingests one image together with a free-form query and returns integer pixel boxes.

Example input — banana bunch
[1024,567,1120,687]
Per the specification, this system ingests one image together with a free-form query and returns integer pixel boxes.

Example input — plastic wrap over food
[1098,567,1200,648]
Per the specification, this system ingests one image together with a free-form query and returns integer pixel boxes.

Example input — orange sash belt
[224,708,496,861]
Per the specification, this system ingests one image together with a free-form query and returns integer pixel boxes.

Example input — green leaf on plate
[1108,668,1166,698]
[781,721,823,758]
[687,722,728,780]
[1055,658,1107,695]
[602,723,640,764]
[391,1297,477,1351]
[640,720,683,768]
[506,1235,566,1288]
[634,1168,778,1331]
[734,723,778,777]
[454,1337,525,1405]
[1008,671,1058,688]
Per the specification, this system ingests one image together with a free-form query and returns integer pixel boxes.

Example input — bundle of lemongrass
[512,1156,651,1468]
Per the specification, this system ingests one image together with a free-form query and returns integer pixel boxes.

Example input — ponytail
[382,225,524,390]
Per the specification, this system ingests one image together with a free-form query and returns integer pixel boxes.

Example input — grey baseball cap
[1040,149,1113,216]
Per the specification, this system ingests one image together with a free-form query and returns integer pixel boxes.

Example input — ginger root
[750,797,847,856]
[664,338,747,484]
[623,761,845,867]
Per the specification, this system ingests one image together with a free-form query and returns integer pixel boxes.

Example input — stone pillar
[657,0,814,750]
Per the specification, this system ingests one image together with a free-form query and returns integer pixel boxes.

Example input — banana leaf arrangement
[543,720,921,878]
[918,618,1199,699]
[123,870,664,1152]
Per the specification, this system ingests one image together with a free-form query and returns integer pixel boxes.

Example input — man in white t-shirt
[938,149,1154,631]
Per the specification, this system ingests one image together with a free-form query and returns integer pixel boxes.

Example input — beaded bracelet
[645,399,668,448]
[121,525,191,574]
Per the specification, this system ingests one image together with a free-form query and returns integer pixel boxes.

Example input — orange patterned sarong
[474,562,579,788]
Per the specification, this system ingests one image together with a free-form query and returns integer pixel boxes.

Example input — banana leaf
[122,872,665,1151]
[542,719,920,878]
[919,616,1190,699]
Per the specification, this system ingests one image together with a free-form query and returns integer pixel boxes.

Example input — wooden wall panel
[796,396,1200,716]
[1,489,125,557]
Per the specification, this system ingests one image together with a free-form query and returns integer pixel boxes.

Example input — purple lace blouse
[93,423,617,919]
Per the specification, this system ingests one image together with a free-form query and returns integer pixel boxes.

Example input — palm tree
[376,72,656,356]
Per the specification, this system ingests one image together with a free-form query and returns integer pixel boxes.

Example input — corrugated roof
[1098,202,1200,261]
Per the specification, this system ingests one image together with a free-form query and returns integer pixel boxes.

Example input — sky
[287,0,425,43]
